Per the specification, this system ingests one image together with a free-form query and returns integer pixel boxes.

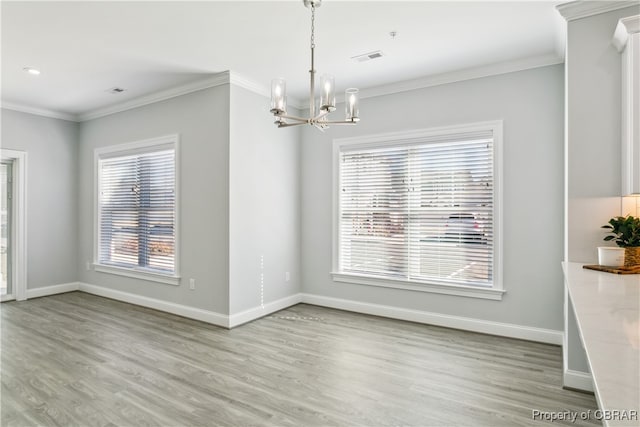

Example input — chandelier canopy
[270,0,359,130]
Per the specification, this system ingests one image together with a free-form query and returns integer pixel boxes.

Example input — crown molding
[1,101,79,122]
[3,71,298,123]
[3,53,564,123]
[354,53,563,103]
[229,71,269,98]
[80,71,304,121]
[613,14,640,51]
[556,1,639,22]
[78,72,231,122]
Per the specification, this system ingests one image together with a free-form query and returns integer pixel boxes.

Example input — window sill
[331,272,504,301]
[93,264,180,286]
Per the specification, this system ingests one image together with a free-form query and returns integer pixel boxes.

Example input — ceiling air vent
[107,87,127,94]
[351,50,385,63]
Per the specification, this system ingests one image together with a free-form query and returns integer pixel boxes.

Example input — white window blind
[338,129,495,288]
[98,146,176,275]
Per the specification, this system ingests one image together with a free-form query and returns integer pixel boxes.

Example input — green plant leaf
[602,215,640,247]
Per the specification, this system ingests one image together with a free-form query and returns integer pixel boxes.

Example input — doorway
[0,149,26,302]
[1,160,13,300]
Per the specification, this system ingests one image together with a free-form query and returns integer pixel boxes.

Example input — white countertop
[563,262,640,424]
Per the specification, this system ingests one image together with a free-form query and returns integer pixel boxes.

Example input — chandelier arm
[310,109,330,122]
[277,122,309,128]
[276,113,309,123]
[314,120,358,125]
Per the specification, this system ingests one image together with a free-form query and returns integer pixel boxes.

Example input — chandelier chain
[310,4,315,49]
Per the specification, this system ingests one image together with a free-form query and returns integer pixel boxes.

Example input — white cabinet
[614,16,640,195]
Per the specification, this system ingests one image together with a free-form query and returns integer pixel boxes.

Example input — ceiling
[1,1,566,121]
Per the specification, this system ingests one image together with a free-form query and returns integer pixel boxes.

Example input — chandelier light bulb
[345,88,360,122]
[270,78,287,115]
[23,67,41,75]
[320,74,335,112]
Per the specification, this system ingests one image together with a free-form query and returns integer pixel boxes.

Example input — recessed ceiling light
[23,67,41,75]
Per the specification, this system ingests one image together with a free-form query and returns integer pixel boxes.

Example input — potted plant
[602,215,640,267]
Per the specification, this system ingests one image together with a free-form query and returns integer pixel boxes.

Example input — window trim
[93,134,180,286]
[331,121,503,300]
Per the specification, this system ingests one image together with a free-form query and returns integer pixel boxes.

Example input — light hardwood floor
[1,292,599,427]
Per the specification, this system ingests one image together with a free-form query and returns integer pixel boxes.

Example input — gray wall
[77,86,231,314]
[1,109,79,289]
[301,64,565,331]
[566,5,640,264]
[228,86,301,314]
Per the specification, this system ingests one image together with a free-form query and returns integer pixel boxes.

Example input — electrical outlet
[189,278,195,290]
[86,261,91,271]
[285,272,290,282]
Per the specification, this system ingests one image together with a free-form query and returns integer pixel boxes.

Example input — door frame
[1,149,27,302]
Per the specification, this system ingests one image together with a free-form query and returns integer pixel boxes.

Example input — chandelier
[269,0,359,130]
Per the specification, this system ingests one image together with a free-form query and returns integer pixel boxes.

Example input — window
[95,135,179,285]
[332,122,503,300]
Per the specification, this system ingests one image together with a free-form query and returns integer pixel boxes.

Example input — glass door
[1,160,12,300]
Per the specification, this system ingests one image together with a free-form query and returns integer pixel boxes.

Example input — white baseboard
[23,281,303,330]
[20,284,563,346]
[78,283,230,328]
[563,369,594,392]
[300,293,563,345]
[26,282,80,299]
[228,293,303,328]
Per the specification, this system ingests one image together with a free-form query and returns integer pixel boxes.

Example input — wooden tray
[583,264,640,274]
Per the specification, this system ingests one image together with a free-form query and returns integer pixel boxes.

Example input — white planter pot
[597,247,625,267]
